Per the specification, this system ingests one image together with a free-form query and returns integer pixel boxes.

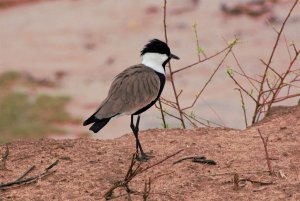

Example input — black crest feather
[141,39,171,56]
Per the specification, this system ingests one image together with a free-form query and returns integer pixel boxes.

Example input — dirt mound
[1,104,300,200]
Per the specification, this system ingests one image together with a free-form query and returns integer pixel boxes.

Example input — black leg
[130,115,149,161]
[130,115,139,155]
[134,115,145,154]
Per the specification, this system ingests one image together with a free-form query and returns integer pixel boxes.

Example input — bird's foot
[135,153,153,161]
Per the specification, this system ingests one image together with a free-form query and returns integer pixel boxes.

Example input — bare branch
[157,99,167,128]
[231,49,259,92]
[227,72,258,103]
[252,0,299,124]
[183,46,233,111]
[257,129,273,175]
[259,59,281,78]
[172,42,235,74]
[283,32,292,62]
[163,0,186,128]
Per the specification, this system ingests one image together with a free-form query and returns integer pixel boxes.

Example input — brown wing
[94,64,160,119]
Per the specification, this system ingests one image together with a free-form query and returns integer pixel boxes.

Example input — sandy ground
[0,0,299,139]
[0,104,299,200]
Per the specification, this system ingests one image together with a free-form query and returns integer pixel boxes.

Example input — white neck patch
[141,53,168,75]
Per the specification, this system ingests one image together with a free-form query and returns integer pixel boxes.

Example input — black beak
[170,53,180,60]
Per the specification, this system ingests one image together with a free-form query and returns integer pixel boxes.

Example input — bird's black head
[141,39,179,61]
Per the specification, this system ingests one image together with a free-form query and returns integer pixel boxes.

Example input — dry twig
[104,149,183,200]
[142,178,151,201]
[257,129,274,175]
[163,0,186,128]
[0,160,59,190]
[199,170,272,177]
[173,156,216,165]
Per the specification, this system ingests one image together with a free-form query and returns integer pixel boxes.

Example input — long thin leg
[130,115,149,161]
[130,115,139,154]
[134,115,145,155]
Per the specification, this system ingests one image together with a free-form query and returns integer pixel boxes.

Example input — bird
[83,39,179,161]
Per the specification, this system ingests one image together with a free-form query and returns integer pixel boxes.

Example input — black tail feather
[89,118,110,133]
[83,114,97,126]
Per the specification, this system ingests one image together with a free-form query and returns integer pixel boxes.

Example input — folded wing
[95,64,161,119]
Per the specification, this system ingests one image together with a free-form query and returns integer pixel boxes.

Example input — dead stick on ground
[225,177,274,187]
[16,165,36,181]
[198,170,272,177]
[0,160,59,190]
[257,128,273,175]
[242,178,274,186]
[173,156,216,165]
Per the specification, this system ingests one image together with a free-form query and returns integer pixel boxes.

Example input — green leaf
[190,111,196,119]
[227,68,234,76]
[197,47,204,54]
[227,37,239,48]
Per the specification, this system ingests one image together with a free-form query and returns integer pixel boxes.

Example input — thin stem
[183,46,233,111]
[172,43,233,74]
[163,0,186,128]
[231,50,259,92]
[157,99,167,128]
[236,88,248,127]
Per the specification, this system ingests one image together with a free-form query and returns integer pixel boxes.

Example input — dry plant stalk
[228,0,300,125]
[233,173,239,190]
[104,149,183,200]
[0,144,9,171]
[142,178,151,201]
[163,0,186,128]
[236,88,248,127]
[257,129,273,175]
[159,0,238,128]
[0,160,59,190]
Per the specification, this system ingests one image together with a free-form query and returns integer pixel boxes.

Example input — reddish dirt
[1,104,299,200]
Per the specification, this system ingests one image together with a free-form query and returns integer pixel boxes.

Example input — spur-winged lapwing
[83,39,179,161]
